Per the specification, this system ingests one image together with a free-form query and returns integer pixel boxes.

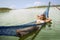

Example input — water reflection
[46,22,52,30]
[19,22,52,40]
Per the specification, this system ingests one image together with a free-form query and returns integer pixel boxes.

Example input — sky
[0,0,60,9]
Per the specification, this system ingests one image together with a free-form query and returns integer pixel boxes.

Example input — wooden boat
[0,22,45,36]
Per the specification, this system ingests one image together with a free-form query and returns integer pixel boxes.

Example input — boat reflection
[19,22,52,40]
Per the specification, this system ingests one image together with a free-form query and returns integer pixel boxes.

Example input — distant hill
[27,5,60,9]
[0,8,12,10]
[0,8,12,13]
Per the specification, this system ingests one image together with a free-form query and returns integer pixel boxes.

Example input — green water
[0,7,60,40]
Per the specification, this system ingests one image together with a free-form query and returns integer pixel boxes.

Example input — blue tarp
[0,22,45,36]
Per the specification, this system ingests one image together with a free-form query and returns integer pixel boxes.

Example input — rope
[56,7,60,10]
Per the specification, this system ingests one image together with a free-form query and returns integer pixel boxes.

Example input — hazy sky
[0,0,60,9]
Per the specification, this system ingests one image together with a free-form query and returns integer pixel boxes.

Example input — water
[0,7,60,40]
[0,8,46,26]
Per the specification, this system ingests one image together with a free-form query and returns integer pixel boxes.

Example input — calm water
[0,7,60,40]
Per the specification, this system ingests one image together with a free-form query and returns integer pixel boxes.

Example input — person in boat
[36,14,52,24]
[16,14,52,37]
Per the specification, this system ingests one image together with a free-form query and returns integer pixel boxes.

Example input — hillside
[0,8,12,13]
[27,5,60,8]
